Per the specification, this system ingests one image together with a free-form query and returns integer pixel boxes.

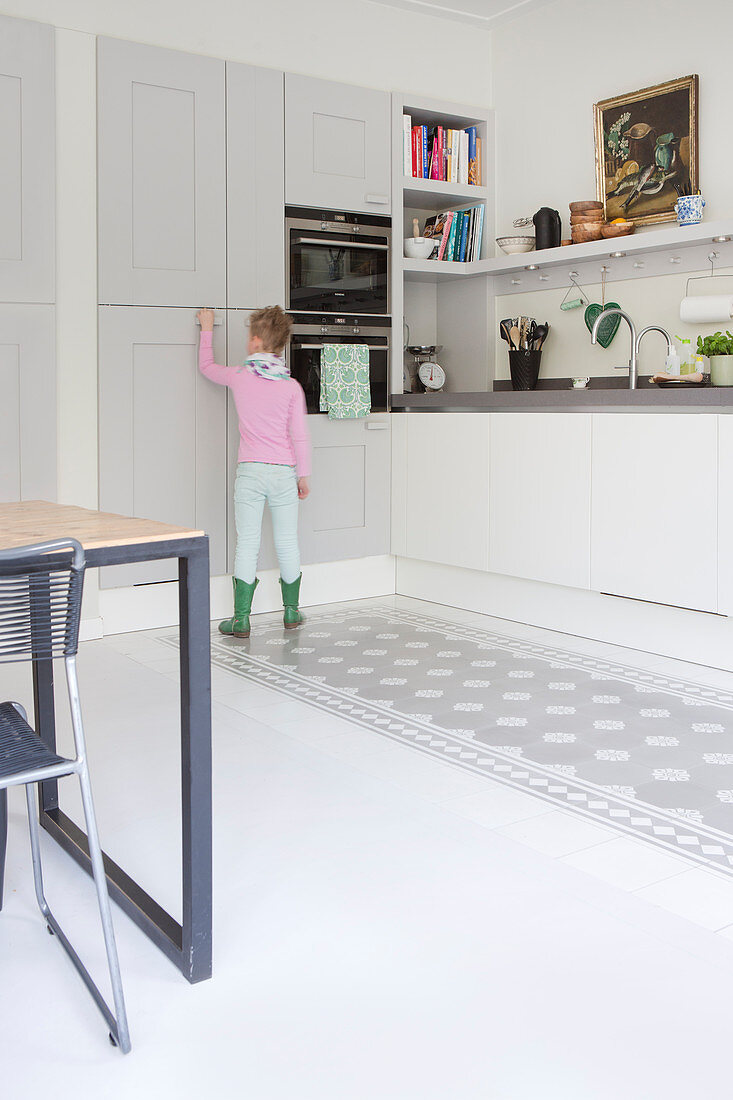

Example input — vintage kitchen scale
[407,345,446,392]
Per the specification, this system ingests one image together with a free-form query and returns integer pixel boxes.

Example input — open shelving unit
[391,92,495,395]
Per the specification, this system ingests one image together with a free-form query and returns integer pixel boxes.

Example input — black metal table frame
[33,535,212,984]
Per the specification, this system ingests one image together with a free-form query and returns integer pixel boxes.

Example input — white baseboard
[395,557,733,671]
[98,555,396,635]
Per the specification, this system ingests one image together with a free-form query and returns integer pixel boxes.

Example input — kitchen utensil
[418,360,446,392]
[533,207,561,250]
[510,325,521,351]
[500,319,515,348]
[584,267,621,349]
[404,237,437,259]
[601,221,635,238]
[528,320,537,350]
[570,211,604,224]
[412,217,420,238]
[584,303,621,348]
[560,274,588,311]
[533,322,549,350]
[496,236,535,255]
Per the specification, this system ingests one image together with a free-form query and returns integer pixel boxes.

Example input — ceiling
[363,0,558,28]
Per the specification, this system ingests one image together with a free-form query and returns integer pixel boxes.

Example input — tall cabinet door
[227,65,285,308]
[97,38,226,307]
[285,75,390,214]
[98,307,228,587]
[0,304,56,502]
[299,415,391,564]
[0,15,54,303]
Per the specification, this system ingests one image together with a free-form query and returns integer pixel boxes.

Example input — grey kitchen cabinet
[227,65,285,309]
[0,15,55,303]
[0,304,56,503]
[226,309,278,574]
[98,306,228,587]
[285,74,391,214]
[299,414,391,564]
[97,37,226,308]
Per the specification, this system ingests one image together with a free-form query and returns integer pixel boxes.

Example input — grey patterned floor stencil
[165,604,733,875]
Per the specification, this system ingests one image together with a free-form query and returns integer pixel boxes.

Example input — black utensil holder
[509,350,542,391]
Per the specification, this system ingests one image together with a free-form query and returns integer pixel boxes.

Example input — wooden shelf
[402,219,733,291]
[402,176,488,211]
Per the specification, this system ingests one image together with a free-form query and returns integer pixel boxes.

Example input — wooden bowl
[600,221,635,238]
[569,200,604,214]
[570,212,603,225]
[571,222,604,243]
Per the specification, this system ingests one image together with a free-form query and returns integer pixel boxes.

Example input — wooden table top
[0,501,205,552]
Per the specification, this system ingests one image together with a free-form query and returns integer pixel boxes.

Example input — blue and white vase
[675,194,705,226]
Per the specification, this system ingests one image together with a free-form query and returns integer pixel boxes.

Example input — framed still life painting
[594,74,699,226]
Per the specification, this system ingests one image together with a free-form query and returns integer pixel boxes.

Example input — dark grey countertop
[391,381,733,413]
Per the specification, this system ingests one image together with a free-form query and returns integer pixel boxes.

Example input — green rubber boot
[218,577,258,638]
[280,573,303,629]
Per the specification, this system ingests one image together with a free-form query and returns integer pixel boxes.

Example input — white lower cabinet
[489,413,591,589]
[0,304,56,503]
[299,415,391,565]
[591,413,718,612]
[719,417,733,616]
[404,413,489,571]
[98,306,228,587]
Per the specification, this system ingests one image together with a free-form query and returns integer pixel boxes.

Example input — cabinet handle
[294,343,389,351]
[365,420,389,429]
[365,194,389,204]
[195,315,223,325]
[294,237,389,251]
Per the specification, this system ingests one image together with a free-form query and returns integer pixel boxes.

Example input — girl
[197,306,310,638]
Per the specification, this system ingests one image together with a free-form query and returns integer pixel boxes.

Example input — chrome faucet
[590,309,673,389]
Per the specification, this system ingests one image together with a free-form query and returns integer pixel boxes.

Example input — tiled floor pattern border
[163,604,733,876]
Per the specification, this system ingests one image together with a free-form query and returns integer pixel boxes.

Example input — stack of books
[422,207,484,263]
[403,116,482,186]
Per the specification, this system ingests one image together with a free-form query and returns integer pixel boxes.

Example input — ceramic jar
[675,194,705,226]
[709,355,733,386]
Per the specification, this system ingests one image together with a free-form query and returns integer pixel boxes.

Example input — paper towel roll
[679,295,733,323]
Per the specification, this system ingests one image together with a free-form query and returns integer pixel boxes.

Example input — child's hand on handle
[297,477,310,500]
[197,308,214,332]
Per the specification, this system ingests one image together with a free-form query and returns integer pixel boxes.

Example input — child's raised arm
[197,308,230,385]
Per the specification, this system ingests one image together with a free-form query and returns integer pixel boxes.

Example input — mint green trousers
[233,462,301,584]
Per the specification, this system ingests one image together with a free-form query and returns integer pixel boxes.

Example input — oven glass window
[289,339,389,414]
[289,234,388,314]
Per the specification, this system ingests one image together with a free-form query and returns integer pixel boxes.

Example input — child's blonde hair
[249,306,292,353]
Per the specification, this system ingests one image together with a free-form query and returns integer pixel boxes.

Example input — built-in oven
[288,314,390,414]
[286,206,391,316]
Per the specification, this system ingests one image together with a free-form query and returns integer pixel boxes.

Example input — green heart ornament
[584,302,622,349]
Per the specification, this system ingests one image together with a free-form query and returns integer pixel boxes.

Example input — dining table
[0,500,212,983]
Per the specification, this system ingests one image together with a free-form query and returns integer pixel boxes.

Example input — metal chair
[0,538,131,1053]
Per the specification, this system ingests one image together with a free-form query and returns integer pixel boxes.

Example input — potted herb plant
[697,331,733,386]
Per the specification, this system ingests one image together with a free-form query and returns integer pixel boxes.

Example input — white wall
[491,0,733,380]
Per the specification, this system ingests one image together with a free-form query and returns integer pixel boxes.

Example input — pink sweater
[198,332,311,476]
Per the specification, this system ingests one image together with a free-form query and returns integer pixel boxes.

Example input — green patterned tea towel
[320,344,371,419]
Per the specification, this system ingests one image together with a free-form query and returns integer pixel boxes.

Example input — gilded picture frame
[594,75,699,227]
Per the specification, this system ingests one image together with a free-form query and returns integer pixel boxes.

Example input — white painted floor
[2,595,733,1098]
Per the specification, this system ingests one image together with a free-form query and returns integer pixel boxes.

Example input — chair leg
[66,657,131,1054]
[0,788,7,912]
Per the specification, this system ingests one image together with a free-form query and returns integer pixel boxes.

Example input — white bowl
[496,235,535,255]
[404,237,436,260]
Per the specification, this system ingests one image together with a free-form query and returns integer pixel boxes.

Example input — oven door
[289,332,389,414]
[287,222,390,315]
